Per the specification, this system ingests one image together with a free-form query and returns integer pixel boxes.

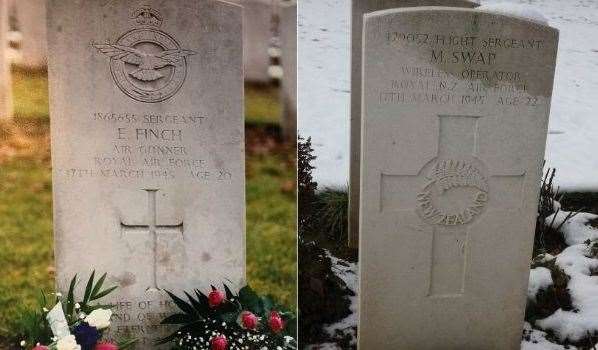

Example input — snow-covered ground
[309,204,598,349]
[298,0,598,191]
[323,251,358,344]
[305,250,358,350]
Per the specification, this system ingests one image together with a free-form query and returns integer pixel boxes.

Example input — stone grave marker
[0,0,12,119]
[14,0,48,68]
[280,0,297,141]
[231,0,274,83]
[47,1,245,346]
[348,0,480,248]
[359,7,558,349]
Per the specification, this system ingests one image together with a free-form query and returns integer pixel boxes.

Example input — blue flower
[74,322,100,350]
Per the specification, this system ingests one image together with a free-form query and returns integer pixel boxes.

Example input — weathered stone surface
[231,0,274,83]
[280,0,296,141]
[14,0,48,68]
[47,1,245,347]
[348,0,480,248]
[0,0,11,120]
[359,7,558,349]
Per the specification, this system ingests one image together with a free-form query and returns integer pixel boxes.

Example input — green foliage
[314,188,349,242]
[13,291,53,347]
[62,272,117,323]
[160,284,296,350]
[13,271,120,348]
[298,136,350,243]
[298,136,317,237]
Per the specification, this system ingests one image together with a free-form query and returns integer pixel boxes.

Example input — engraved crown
[131,6,163,27]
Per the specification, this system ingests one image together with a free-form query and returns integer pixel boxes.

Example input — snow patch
[299,0,598,190]
[545,210,598,245]
[528,267,553,302]
[323,250,358,345]
[536,244,598,342]
[521,322,577,350]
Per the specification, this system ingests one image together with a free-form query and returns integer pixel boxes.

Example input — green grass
[247,153,296,307]
[0,71,296,342]
[0,159,54,335]
[12,68,49,120]
[245,83,282,125]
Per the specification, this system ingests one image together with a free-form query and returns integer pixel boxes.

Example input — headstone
[47,1,245,347]
[359,7,558,349]
[348,0,480,248]
[0,0,12,119]
[231,0,274,83]
[280,0,297,141]
[14,0,48,69]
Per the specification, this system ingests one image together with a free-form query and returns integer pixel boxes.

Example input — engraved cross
[121,189,183,291]
[382,115,524,298]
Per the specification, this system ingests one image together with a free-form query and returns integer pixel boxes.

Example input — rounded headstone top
[476,3,548,25]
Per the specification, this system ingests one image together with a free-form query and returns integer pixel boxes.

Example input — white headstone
[47,1,245,347]
[231,0,274,83]
[359,7,558,348]
[0,0,12,119]
[348,0,480,248]
[280,0,296,141]
[14,0,48,69]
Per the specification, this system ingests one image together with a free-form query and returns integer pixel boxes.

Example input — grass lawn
[0,69,296,343]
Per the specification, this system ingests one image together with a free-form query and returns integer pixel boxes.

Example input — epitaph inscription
[359,8,558,349]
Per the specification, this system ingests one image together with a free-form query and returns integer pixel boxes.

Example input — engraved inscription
[60,111,235,183]
[417,160,488,226]
[92,6,197,103]
[376,30,549,108]
[108,298,175,347]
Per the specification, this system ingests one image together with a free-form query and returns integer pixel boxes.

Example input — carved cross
[121,189,183,291]
[382,115,524,297]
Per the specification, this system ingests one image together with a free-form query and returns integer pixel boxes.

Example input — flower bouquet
[159,284,297,350]
[16,272,136,350]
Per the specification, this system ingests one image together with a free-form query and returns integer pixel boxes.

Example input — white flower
[56,335,81,350]
[84,308,112,329]
[74,303,80,309]
[19,340,26,347]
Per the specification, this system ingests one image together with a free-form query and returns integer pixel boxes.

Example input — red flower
[268,311,284,333]
[95,343,118,350]
[32,346,49,350]
[208,288,226,308]
[211,335,228,350]
[240,311,258,330]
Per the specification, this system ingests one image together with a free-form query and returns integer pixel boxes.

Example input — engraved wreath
[92,6,197,103]
[417,159,489,226]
